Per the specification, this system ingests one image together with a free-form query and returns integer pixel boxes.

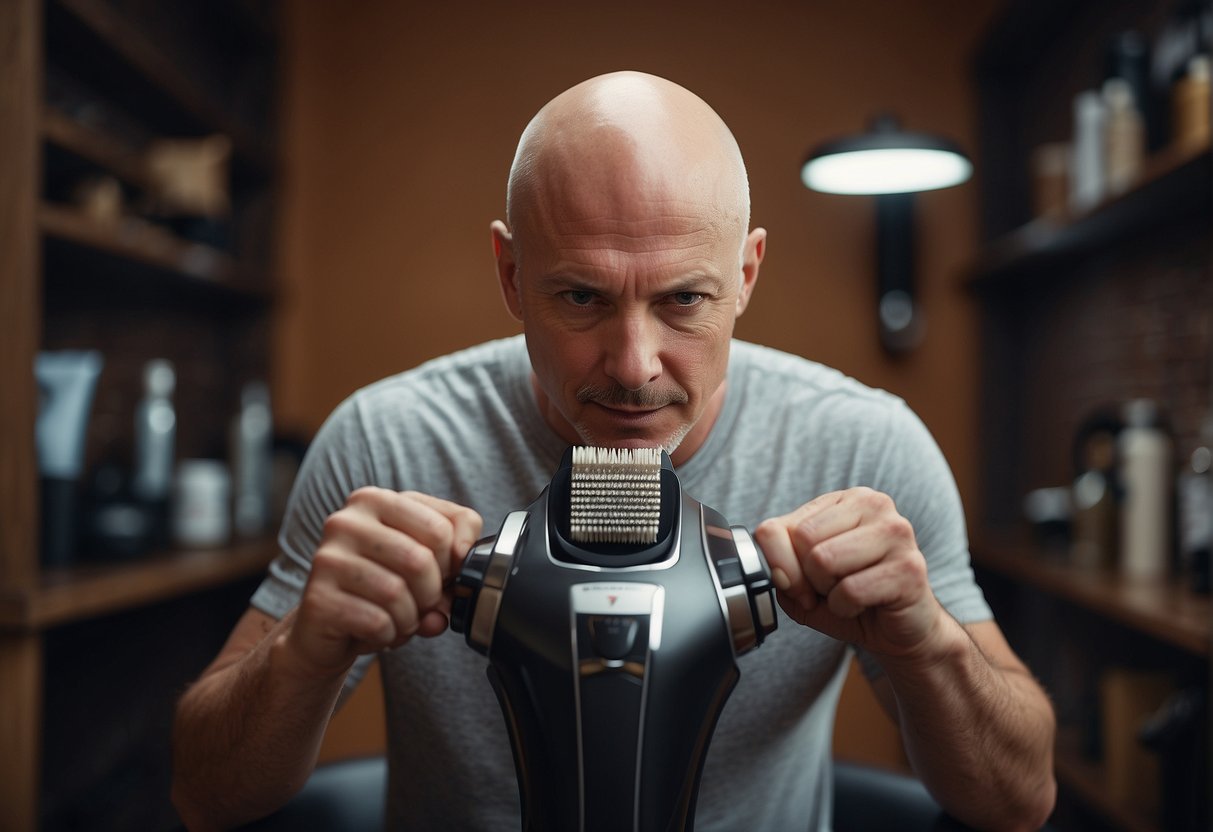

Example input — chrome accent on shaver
[648,584,665,651]
[702,512,735,652]
[484,511,527,589]
[722,584,757,653]
[494,510,528,556]
[754,591,777,632]
[732,526,763,579]
[469,586,503,651]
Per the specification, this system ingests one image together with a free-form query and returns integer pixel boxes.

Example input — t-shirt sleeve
[251,394,377,619]
[856,400,992,681]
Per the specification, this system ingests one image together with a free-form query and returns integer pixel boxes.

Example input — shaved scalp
[505,71,751,264]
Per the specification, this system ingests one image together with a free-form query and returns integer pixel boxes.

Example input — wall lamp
[801,115,972,353]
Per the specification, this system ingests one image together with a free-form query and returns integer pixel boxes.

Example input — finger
[754,518,817,610]
[415,608,450,639]
[302,569,400,648]
[315,544,424,644]
[795,521,891,599]
[373,493,461,579]
[405,492,484,568]
[826,550,928,619]
[325,509,447,613]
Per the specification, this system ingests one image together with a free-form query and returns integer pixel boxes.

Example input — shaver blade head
[549,446,679,568]
[569,446,663,544]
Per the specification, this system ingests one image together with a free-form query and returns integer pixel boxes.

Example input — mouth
[592,402,665,421]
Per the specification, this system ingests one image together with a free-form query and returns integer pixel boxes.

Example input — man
[172,71,1056,831]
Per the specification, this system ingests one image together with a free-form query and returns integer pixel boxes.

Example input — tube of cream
[35,350,103,566]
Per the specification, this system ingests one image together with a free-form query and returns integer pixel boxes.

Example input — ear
[491,220,523,322]
[735,227,766,317]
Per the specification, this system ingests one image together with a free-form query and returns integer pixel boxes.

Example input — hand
[754,487,947,663]
[282,488,483,679]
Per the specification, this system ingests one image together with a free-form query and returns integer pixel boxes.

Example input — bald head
[506,72,751,259]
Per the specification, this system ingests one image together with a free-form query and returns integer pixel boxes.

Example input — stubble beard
[572,382,693,455]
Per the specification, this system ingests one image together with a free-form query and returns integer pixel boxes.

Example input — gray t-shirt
[252,335,991,831]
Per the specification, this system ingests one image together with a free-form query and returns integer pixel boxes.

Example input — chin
[573,423,691,456]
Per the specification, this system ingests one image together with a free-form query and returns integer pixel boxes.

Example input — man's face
[497,179,760,463]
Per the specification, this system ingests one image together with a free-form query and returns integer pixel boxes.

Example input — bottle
[230,381,272,537]
[1105,30,1156,150]
[133,359,176,543]
[1118,399,1172,580]
[173,459,231,548]
[1171,54,1210,150]
[1070,90,1106,213]
[1102,78,1145,194]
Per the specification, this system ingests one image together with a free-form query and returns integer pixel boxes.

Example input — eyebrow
[535,271,730,296]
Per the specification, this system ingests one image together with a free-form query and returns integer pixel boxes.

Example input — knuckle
[791,517,820,547]
[348,486,381,505]
[311,545,345,575]
[321,511,351,538]
[897,551,929,584]
[460,508,484,538]
[361,607,395,643]
[377,570,407,601]
[804,542,833,573]
[395,538,436,576]
[858,487,887,509]
[882,514,911,539]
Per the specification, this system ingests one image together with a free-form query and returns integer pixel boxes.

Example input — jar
[173,459,231,548]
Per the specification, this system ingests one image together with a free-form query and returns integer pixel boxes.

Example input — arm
[755,489,1056,832]
[171,489,483,831]
[171,607,346,831]
[868,620,1056,831]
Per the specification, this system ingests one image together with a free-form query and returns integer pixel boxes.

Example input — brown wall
[275,0,1004,768]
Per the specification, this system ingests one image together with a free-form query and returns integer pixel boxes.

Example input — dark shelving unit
[969,1,1212,830]
[0,1,281,829]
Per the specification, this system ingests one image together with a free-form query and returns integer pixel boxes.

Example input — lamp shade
[800,119,972,195]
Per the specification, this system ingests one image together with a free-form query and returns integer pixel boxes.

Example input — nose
[603,312,662,391]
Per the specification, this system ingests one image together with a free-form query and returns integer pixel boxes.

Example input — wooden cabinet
[0,1,279,828]
[970,2,1211,830]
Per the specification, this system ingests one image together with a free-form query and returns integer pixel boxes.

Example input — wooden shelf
[0,538,276,631]
[973,538,1212,657]
[969,141,1212,289]
[41,107,152,190]
[48,0,273,169]
[38,201,273,299]
[1054,729,1157,832]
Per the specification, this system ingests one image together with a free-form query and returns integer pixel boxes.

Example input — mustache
[576,383,689,408]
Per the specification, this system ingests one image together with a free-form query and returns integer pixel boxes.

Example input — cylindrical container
[1118,400,1172,580]
[230,381,273,537]
[1103,78,1145,194]
[1172,54,1210,149]
[1070,90,1106,213]
[173,459,231,548]
[1105,30,1156,149]
[1031,142,1070,219]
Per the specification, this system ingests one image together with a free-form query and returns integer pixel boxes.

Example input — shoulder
[353,335,527,411]
[307,336,528,462]
[728,340,909,428]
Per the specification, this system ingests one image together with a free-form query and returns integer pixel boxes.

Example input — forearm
[171,613,348,831]
[883,619,1056,832]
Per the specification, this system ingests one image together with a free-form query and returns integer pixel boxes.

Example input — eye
[563,290,597,307]
[670,291,704,307]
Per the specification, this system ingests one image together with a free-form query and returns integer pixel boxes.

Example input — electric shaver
[450,446,777,831]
